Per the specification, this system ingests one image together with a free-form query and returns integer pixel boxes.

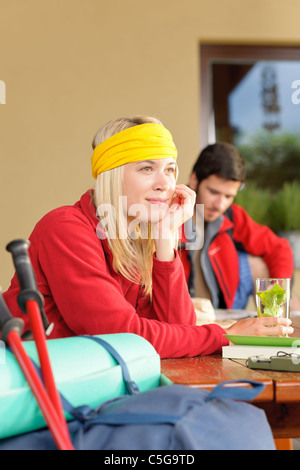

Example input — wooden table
[161,318,300,450]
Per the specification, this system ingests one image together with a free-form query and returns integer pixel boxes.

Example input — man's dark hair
[192,142,247,184]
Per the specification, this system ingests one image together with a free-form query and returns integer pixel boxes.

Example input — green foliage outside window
[234,131,300,233]
[237,131,300,192]
[235,181,300,233]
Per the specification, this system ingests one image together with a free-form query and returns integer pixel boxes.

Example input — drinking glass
[256,278,290,321]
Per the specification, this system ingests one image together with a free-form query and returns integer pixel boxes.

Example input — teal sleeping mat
[0,333,161,439]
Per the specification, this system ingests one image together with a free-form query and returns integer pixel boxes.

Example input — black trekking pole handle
[0,289,24,344]
[0,289,73,450]
[6,239,53,336]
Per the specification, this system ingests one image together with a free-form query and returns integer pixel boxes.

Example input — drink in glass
[256,278,290,323]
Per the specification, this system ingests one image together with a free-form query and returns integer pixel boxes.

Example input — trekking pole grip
[6,239,53,335]
[6,239,43,310]
[0,289,24,344]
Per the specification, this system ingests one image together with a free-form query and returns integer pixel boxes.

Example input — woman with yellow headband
[3,116,293,357]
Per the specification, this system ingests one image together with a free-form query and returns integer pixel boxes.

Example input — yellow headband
[91,122,177,179]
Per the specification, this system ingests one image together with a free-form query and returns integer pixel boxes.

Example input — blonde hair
[92,116,166,297]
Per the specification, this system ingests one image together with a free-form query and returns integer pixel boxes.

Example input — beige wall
[1,0,300,289]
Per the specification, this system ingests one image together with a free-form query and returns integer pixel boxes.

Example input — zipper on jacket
[212,256,232,303]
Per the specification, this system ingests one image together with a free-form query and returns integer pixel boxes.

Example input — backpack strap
[205,379,265,402]
[224,205,246,252]
[82,336,140,395]
[28,335,140,423]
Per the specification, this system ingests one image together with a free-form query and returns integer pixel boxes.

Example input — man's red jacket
[179,204,294,308]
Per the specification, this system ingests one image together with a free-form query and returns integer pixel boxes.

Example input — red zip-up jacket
[180,204,294,308]
[2,190,229,358]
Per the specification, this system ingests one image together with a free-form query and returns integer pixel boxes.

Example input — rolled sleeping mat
[0,333,161,440]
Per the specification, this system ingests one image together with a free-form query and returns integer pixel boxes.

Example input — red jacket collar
[179,210,234,246]
[78,189,98,227]
[218,212,234,233]
[77,189,113,262]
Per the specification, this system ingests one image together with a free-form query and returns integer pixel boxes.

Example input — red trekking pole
[0,291,73,450]
[6,239,74,450]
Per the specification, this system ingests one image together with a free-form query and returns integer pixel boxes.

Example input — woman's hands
[225,316,294,337]
[153,184,196,261]
[168,184,196,231]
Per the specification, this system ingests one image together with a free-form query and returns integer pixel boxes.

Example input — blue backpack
[0,336,275,450]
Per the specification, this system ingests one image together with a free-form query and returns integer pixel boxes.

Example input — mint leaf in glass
[257,283,287,317]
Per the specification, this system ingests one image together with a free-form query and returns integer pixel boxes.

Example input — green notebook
[224,335,300,347]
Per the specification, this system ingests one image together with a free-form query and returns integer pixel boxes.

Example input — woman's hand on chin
[152,185,196,261]
[153,185,195,236]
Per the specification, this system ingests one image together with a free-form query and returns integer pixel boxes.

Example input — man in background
[180,142,299,311]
